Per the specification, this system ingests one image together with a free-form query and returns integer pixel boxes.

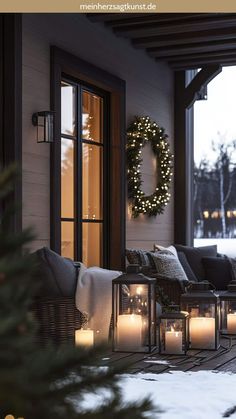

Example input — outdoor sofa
[31,245,233,344]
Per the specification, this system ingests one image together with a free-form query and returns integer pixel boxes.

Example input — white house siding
[22,13,174,253]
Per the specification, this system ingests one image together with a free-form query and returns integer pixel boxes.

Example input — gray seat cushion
[174,245,217,281]
[34,247,77,297]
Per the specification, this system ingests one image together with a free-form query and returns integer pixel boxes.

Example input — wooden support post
[174,65,222,245]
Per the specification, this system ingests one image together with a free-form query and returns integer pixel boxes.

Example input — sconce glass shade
[180,282,220,350]
[32,111,54,143]
[159,311,189,355]
[220,280,236,335]
[112,273,157,353]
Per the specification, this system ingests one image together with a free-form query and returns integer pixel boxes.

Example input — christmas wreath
[127,116,173,218]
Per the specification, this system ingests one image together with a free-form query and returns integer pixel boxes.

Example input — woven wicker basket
[32,297,86,345]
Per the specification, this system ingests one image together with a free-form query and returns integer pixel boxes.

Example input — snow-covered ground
[81,370,236,419]
[194,238,236,257]
[121,371,236,419]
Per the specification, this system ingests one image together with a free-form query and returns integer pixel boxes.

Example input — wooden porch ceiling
[88,13,236,69]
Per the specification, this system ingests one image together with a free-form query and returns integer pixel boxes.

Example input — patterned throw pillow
[126,249,141,265]
[126,249,154,269]
[153,244,178,258]
[150,251,189,283]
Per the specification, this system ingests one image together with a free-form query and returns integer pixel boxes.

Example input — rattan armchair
[32,296,86,345]
[31,261,86,345]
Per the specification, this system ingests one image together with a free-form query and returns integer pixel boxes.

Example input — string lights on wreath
[127,116,173,218]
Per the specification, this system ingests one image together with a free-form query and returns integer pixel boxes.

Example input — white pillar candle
[75,329,94,347]
[117,314,142,350]
[190,317,215,349]
[165,330,183,354]
[227,313,236,334]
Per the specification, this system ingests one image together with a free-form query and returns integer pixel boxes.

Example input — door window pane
[61,82,76,136]
[82,90,103,142]
[82,144,103,220]
[61,138,74,218]
[61,221,74,259]
[83,222,102,267]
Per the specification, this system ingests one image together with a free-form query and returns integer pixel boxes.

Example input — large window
[60,80,108,266]
[193,66,236,256]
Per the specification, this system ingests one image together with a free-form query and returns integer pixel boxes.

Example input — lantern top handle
[181,280,219,302]
[187,281,216,292]
[112,273,156,285]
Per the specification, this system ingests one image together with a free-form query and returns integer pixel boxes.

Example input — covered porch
[2,10,236,419]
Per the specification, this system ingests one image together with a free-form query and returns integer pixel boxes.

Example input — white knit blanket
[75,264,122,343]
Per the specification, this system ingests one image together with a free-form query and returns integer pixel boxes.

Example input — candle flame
[136,286,143,295]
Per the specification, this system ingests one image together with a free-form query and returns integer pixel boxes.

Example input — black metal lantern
[159,311,189,355]
[112,273,157,353]
[220,280,236,335]
[32,111,54,143]
[180,282,220,350]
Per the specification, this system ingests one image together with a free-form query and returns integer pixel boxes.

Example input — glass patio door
[60,80,107,267]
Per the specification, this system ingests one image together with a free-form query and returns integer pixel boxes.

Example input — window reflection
[82,90,103,142]
[82,144,103,220]
[82,223,102,266]
[61,222,74,259]
[61,82,76,136]
[61,138,74,218]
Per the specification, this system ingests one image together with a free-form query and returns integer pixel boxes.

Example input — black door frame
[51,46,126,270]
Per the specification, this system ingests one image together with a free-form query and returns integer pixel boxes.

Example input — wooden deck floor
[101,336,236,374]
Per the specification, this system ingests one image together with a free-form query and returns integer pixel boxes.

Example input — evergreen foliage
[127,116,173,218]
[0,166,155,419]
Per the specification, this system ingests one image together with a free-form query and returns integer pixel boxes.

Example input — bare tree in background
[212,136,236,238]
[194,159,210,236]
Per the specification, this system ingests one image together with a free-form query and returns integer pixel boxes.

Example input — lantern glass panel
[187,303,216,350]
[221,300,236,334]
[160,317,187,355]
[112,275,156,353]
[37,115,45,143]
[36,112,54,143]
[181,283,220,350]
[45,113,54,143]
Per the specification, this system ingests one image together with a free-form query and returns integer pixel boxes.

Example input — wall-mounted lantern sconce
[32,111,55,143]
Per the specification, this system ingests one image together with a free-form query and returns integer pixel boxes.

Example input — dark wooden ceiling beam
[133,27,236,49]
[105,13,212,27]
[166,50,236,63]
[113,15,236,38]
[87,13,147,22]
[148,39,236,58]
[87,13,207,24]
[170,55,236,69]
[88,13,236,69]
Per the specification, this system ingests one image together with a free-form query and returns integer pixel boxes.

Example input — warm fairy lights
[127,116,173,217]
